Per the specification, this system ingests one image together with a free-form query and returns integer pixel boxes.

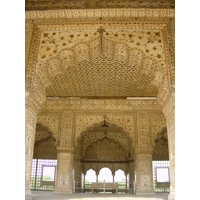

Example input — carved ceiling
[25,0,175,10]
[36,26,166,98]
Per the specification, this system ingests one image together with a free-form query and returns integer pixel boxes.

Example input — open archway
[74,120,135,193]
[98,167,113,183]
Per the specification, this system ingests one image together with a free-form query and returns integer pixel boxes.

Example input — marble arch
[37,36,165,90]
[74,120,134,189]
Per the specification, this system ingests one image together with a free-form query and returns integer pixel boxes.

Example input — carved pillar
[96,172,99,182]
[135,151,154,195]
[125,173,128,190]
[25,92,43,200]
[54,149,74,194]
[134,111,154,194]
[162,93,175,200]
[54,110,74,194]
[112,173,115,183]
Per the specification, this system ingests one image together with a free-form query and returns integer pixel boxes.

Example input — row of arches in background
[85,168,126,183]
[31,160,170,193]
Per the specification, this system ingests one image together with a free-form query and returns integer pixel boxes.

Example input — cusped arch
[84,167,97,176]
[77,119,133,152]
[34,124,57,159]
[152,127,169,161]
[98,166,113,176]
[76,115,135,145]
[35,123,57,143]
[36,36,165,93]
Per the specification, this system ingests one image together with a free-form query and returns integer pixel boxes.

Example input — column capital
[135,146,153,155]
[57,147,74,154]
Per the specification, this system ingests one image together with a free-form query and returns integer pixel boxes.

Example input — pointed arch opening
[98,167,113,183]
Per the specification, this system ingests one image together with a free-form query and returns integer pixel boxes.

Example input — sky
[42,166,56,180]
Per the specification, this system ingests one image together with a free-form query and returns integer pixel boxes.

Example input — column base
[25,188,33,200]
[54,188,73,194]
[168,191,175,200]
[25,195,33,200]
[136,188,155,195]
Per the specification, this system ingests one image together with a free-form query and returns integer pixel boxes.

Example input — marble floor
[32,191,169,200]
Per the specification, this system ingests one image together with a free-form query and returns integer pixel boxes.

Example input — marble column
[135,111,154,195]
[96,172,99,182]
[112,172,115,183]
[162,94,175,200]
[25,94,42,200]
[135,152,154,195]
[54,149,74,194]
[128,161,135,192]
[125,173,128,190]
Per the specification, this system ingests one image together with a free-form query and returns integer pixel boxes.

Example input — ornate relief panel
[59,111,73,148]
[136,154,153,193]
[42,99,162,111]
[25,9,175,21]
[55,152,73,193]
[137,112,150,149]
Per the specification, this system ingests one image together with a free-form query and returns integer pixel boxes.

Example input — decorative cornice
[82,160,129,164]
[42,99,162,111]
[25,0,175,11]
[25,8,175,21]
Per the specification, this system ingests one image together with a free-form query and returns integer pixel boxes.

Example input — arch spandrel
[37,29,166,64]
[75,115,135,147]
[36,114,60,141]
